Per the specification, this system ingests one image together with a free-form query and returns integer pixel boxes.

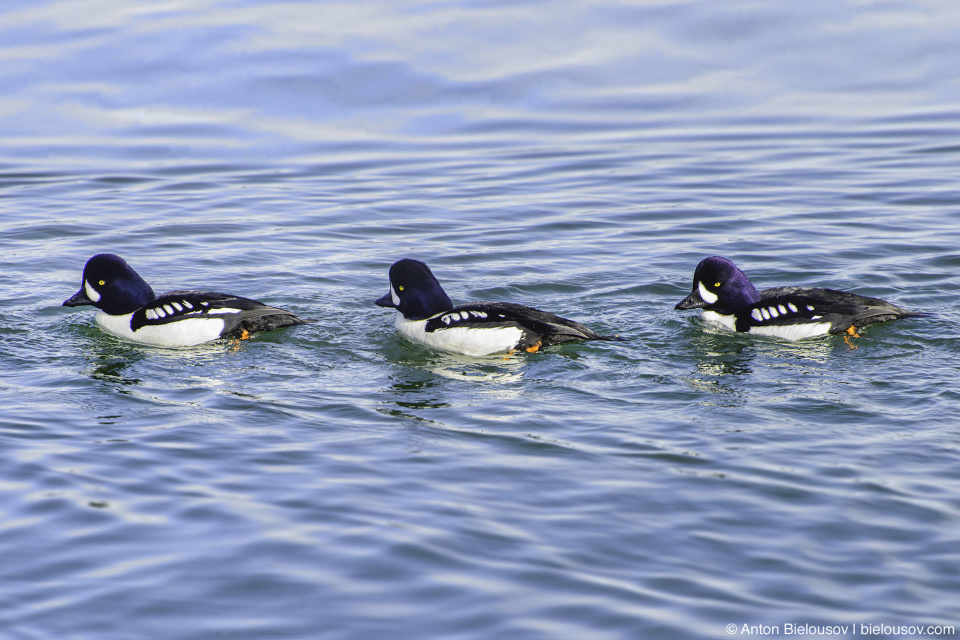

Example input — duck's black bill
[63,288,94,307]
[675,291,705,310]
[375,292,395,308]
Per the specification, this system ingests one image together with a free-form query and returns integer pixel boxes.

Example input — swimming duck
[63,253,313,346]
[675,256,926,340]
[375,258,624,356]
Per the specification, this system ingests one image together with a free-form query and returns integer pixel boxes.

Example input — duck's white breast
[701,310,737,332]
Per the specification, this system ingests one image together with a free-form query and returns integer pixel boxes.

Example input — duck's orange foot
[842,325,860,349]
[525,341,542,353]
[228,329,252,351]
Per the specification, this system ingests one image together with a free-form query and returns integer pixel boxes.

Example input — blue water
[2,1,960,639]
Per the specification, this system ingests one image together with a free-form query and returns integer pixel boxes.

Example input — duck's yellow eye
[714,282,721,288]
[398,285,404,291]
[98,280,105,286]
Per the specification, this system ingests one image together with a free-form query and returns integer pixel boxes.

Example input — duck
[375,258,625,356]
[63,253,314,347]
[675,256,927,340]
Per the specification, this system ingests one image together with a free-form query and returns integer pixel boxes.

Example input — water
[2,1,960,638]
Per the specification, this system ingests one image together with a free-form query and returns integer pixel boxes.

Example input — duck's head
[375,258,454,320]
[675,256,760,313]
[63,253,156,315]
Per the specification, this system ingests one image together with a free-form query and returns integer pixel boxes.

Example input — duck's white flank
[395,315,523,356]
[700,310,833,341]
[748,322,833,341]
[95,311,227,347]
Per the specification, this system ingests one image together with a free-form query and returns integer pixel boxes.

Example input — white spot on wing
[751,309,763,322]
[163,305,174,315]
[155,307,166,318]
[806,305,815,311]
[171,302,183,312]
[182,300,193,309]
[768,306,779,318]
[761,308,770,320]
[788,303,797,313]
[778,305,787,314]
[145,308,157,320]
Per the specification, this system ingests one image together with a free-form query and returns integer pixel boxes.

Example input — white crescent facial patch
[391,286,401,306]
[84,280,101,303]
[697,281,718,305]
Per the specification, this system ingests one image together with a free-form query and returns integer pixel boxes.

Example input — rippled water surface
[3,1,960,639]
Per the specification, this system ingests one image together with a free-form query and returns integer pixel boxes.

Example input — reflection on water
[387,377,450,410]
[386,347,528,385]
[87,353,143,391]
[80,337,274,415]
[377,350,530,427]
[422,357,527,386]
[685,323,848,409]
[685,329,754,403]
